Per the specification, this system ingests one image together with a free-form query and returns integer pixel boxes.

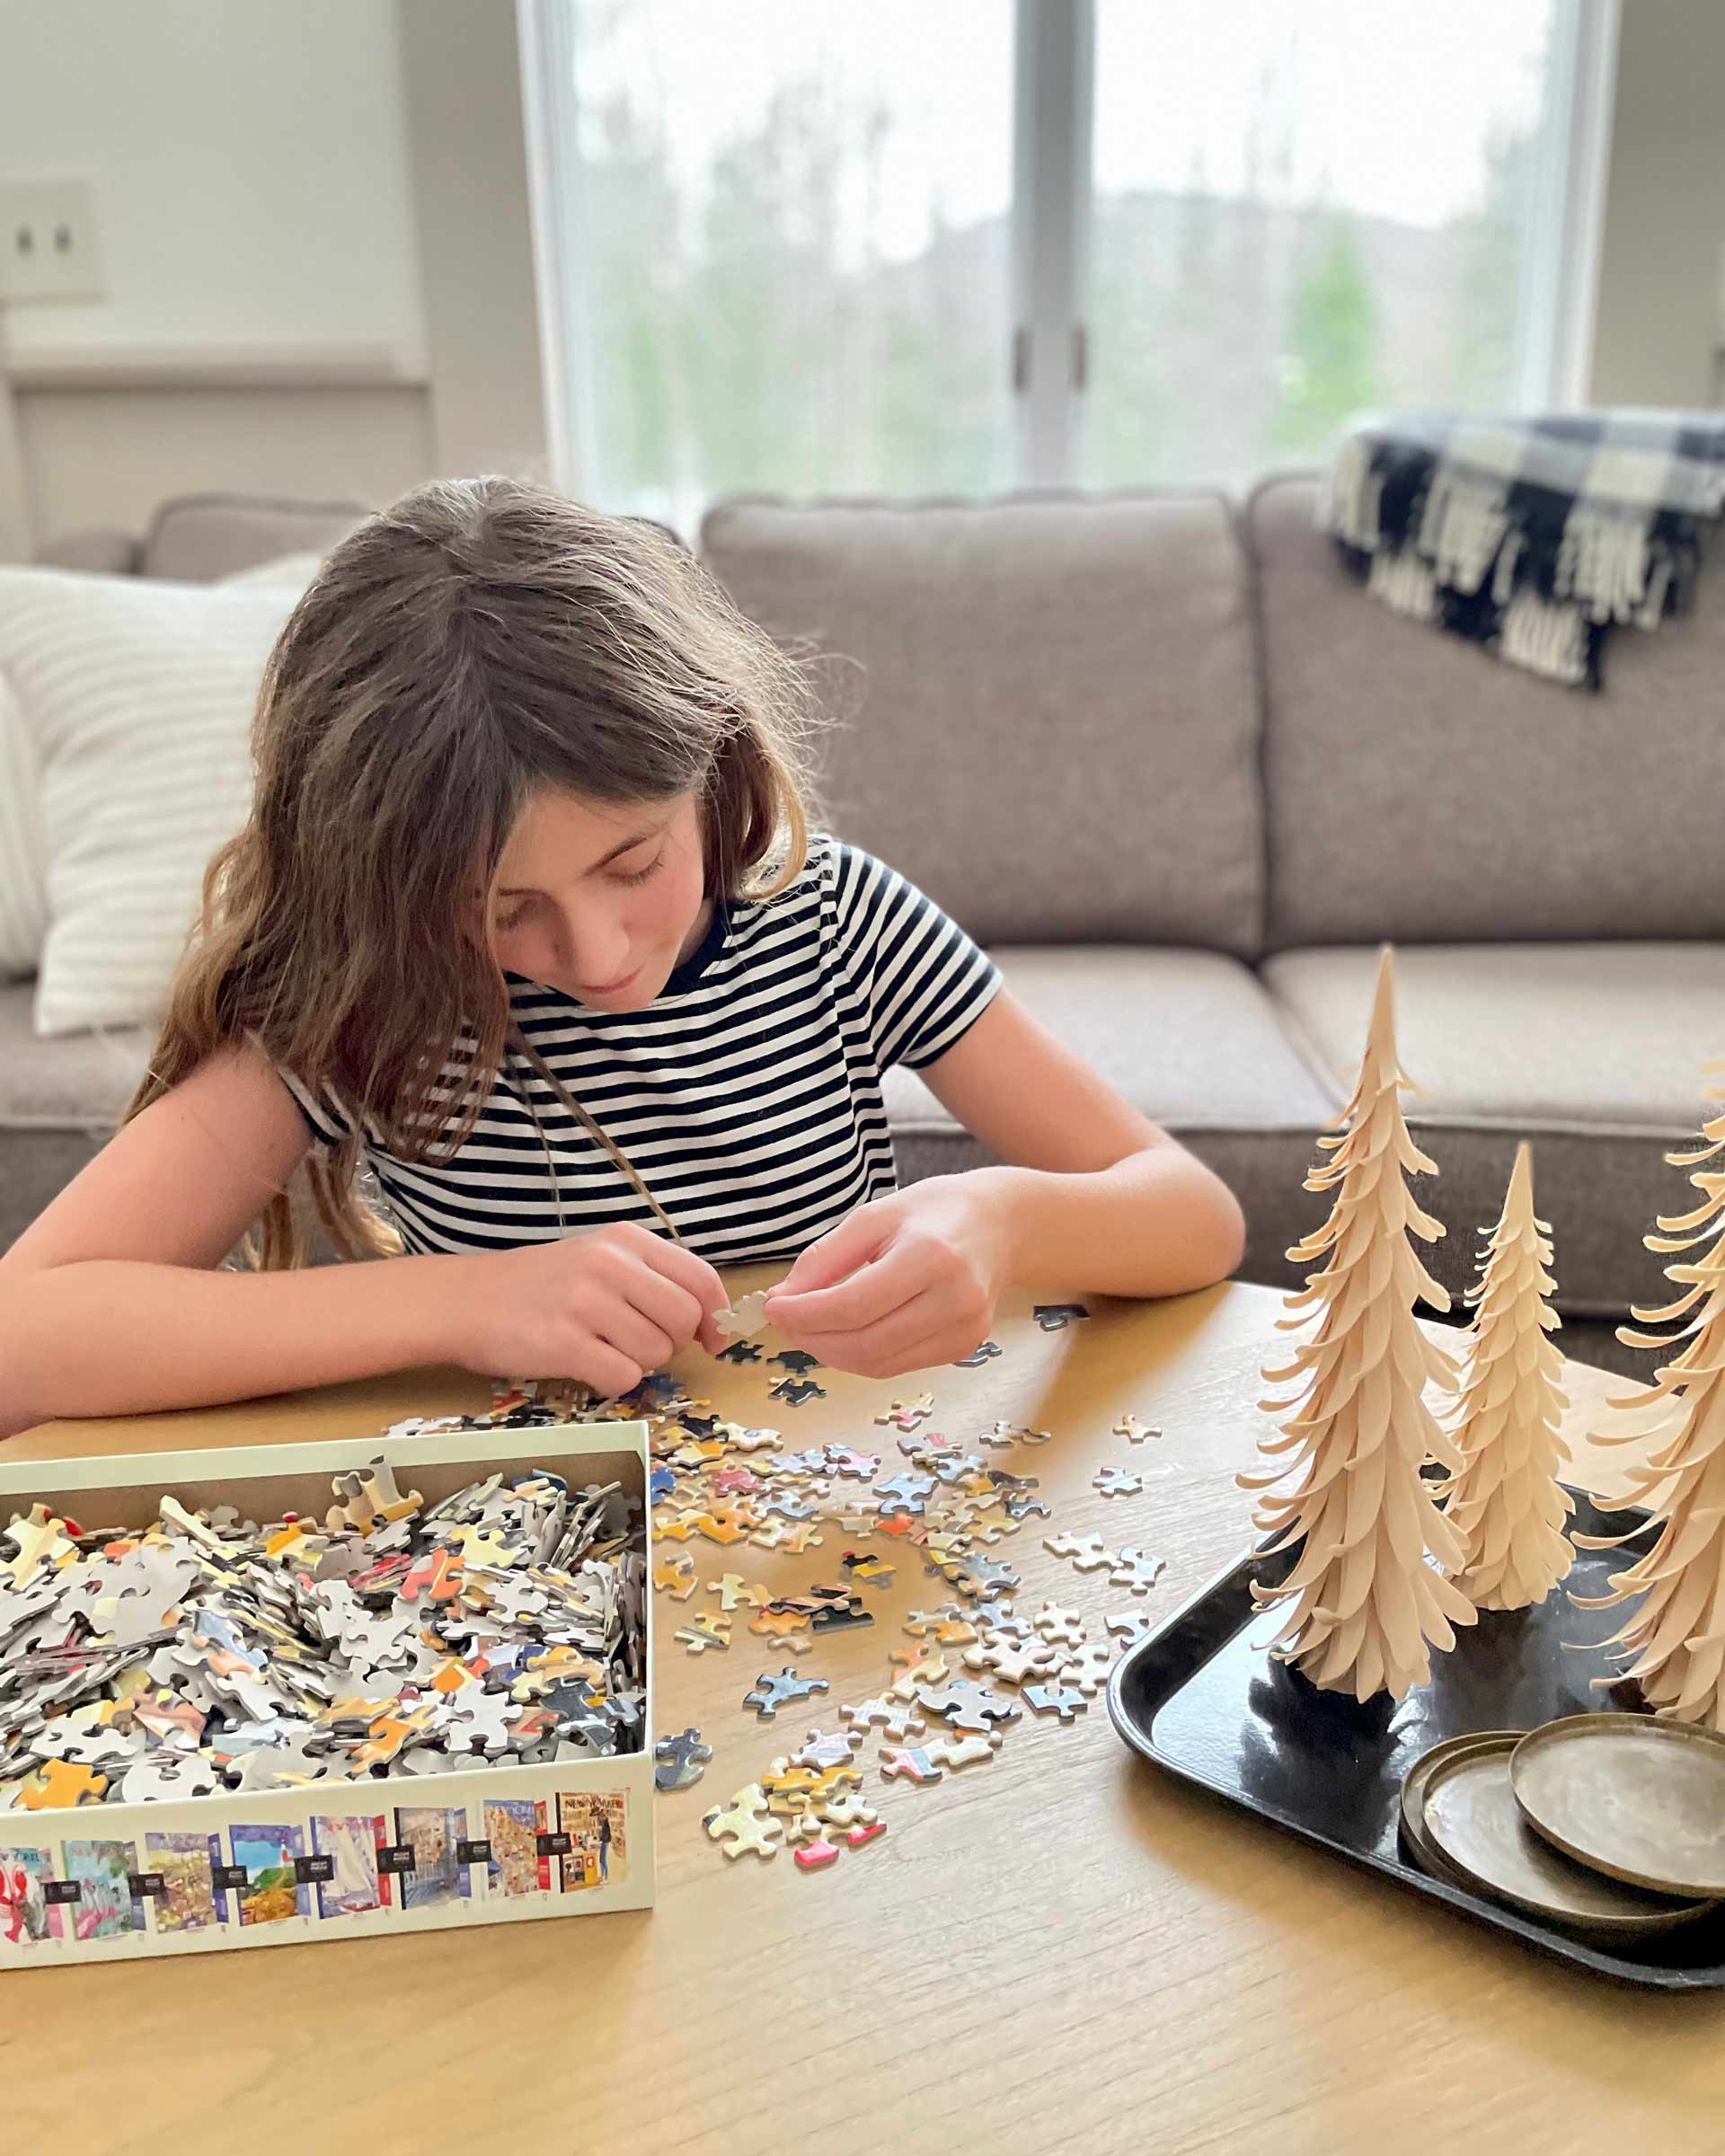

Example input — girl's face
[488,786,710,1010]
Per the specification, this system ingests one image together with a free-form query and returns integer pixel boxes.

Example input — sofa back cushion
[141,493,367,583]
[701,491,1264,953]
[1252,473,1725,946]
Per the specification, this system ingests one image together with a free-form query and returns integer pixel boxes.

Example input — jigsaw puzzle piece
[702,1784,783,1860]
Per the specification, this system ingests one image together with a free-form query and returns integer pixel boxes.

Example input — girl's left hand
[763,1173,1016,1378]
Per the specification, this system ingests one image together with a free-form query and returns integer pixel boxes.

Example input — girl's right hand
[444,1224,729,1396]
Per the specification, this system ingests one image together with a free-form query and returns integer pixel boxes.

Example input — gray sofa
[6,481,1722,1375]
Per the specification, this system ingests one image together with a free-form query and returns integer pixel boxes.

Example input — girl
[0,479,1243,1438]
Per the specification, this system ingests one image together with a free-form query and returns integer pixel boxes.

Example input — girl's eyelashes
[492,849,661,931]
[611,850,664,888]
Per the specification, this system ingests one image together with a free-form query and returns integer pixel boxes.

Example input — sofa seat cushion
[0,985,146,1129]
[0,985,147,1252]
[702,490,1265,955]
[1263,944,1725,1320]
[884,948,1336,1293]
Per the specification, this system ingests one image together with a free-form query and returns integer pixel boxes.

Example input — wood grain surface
[4,1275,1718,2156]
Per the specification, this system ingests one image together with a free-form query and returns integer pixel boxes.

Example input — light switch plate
[0,181,102,304]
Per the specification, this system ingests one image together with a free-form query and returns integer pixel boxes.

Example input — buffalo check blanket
[1322,411,1725,688]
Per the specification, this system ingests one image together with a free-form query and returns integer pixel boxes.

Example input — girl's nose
[557,909,631,993]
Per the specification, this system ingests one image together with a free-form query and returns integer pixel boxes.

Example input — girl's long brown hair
[127,476,821,1267]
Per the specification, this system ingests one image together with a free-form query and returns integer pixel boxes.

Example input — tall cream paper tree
[1579,1070,1725,1732]
[1243,946,1477,1701]
[1447,1143,1575,1609]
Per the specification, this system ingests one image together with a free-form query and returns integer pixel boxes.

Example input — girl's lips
[580,964,641,995]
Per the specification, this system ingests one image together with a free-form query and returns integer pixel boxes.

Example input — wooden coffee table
[5,1275,1721,2155]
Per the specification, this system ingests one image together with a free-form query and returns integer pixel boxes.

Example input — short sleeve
[258,1045,356,1152]
[826,841,1002,1071]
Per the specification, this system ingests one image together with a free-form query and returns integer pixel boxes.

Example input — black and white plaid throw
[1321,411,1725,688]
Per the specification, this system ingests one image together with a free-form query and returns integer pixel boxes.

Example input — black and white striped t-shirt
[280,835,1002,1263]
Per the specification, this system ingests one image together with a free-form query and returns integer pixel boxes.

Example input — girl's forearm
[984,1144,1246,1301]
[0,1255,473,1437]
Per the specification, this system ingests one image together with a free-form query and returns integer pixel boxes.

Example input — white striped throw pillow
[0,569,304,1036]
[0,667,48,976]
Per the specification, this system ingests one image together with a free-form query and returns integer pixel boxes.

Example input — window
[521,0,1617,525]
[523,0,1014,533]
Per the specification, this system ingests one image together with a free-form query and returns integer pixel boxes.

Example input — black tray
[1106,1486,1725,1990]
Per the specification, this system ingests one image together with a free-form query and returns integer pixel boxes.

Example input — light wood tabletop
[4,1274,1719,2156]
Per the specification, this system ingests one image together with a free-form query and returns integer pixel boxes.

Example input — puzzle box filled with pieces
[0,1420,653,1966]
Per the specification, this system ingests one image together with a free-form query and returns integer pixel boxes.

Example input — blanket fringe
[1498,588,1589,685]
[1366,548,1439,623]
[1323,432,1383,552]
[1417,468,1511,597]
[1556,503,1672,626]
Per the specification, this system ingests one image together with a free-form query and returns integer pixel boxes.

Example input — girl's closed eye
[610,849,664,888]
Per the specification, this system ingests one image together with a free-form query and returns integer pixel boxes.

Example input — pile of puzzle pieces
[0,1462,646,1810]
[352,1316,1167,1875]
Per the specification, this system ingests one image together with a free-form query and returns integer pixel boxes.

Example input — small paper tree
[1579,1069,1725,1732]
[1446,1143,1575,1609]
[1243,946,1477,1701]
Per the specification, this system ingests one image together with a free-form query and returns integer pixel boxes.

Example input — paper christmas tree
[1579,1069,1725,1732]
[1446,1143,1575,1610]
[1243,947,1477,1701]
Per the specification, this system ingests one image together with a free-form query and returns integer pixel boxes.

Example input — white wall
[0,0,425,360]
[0,0,439,549]
[1590,0,1725,408]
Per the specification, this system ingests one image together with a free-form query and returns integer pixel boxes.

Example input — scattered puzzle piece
[844,1820,888,1850]
[716,1339,762,1365]
[653,1553,698,1601]
[1056,1642,1118,1696]
[722,1425,782,1454]
[769,1378,827,1408]
[818,1791,879,1829]
[707,1572,767,1612]
[742,1668,829,1719]
[952,1339,1002,1366]
[962,1637,1059,1686]
[879,1745,945,1785]
[702,1784,783,1860]
[1031,1604,1086,1648]
[875,1393,935,1432]
[915,1680,1020,1732]
[655,1727,713,1790]
[923,1733,1002,1770]
[905,1606,978,1647]
[1033,1303,1090,1330]
[793,1838,841,1871]
[1108,1547,1165,1595]
[841,1696,926,1741]
[1094,1466,1143,1498]
[1106,1610,1158,1652]
[1112,1414,1161,1445]
[841,1552,895,1588]
[979,1421,1051,1449]
[888,1648,950,1700]
[789,1727,863,1771]
[674,1613,732,1655]
[1044,1532,1116,1572]
[1022,1682,1089,1723]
